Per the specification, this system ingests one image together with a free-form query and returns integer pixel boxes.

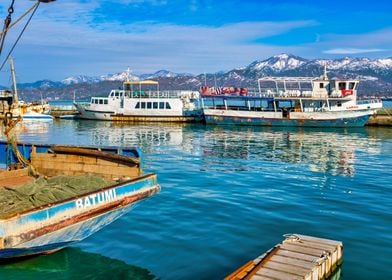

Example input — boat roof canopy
[123,80,159,85]
[258,77,315,83]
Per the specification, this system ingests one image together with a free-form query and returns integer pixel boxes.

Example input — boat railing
[357,98,382,105]
[254,88,350,99]
[129,90,199,99]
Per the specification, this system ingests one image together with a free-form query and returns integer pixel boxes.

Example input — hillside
[9,54,392,101]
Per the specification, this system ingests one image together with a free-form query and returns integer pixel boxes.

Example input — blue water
[0,121,391,279]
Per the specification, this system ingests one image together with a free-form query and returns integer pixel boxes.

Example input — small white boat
[202,67,383,127]
[20,111,53,121]
[74,77,203,122]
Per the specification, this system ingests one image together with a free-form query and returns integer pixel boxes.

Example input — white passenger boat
[202,67,383,127]
[74,78,203,122]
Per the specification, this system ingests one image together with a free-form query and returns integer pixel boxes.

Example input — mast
[323,62,329,80]
[9,56,18,104]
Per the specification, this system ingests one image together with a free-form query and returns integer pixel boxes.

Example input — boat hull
[74,103,203,122]
[0,173,159,259]
[204,110,372,127]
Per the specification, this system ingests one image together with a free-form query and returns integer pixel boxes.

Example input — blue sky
[0,0,391,84]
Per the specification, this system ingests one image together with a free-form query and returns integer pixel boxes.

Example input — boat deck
[0,168,34,188]
[225,234,343,280]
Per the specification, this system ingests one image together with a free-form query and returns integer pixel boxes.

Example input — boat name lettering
[346,105,358,109]
[75,189,117,209]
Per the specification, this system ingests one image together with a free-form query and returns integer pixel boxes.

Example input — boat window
[135,102,140,109]
[349,82,355,90]
[320,83,324,89]
[153,102,158,109]
[166,102,171,109]
[114,92,119,97]
[337,102,342,107]
[141,102,146,109]
[104,99,108,104]
[147,102,152,109]
[338,82,346,90]
[99,99,103,104]
[159,102,165,109]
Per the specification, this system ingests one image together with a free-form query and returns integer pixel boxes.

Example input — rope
[0,2,40,37]
[0,0,15,55]
[3,113,39,176]
[0,2,41,71]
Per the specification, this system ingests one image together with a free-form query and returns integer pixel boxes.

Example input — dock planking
[225,234,343,280]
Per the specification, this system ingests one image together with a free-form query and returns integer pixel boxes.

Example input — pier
[366,107,392,126]
[225,234,343,280]
[49,104,79,118]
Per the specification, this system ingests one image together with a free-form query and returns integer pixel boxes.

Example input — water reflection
[199,126,381,176]
[0,121,52,141]
[0,247,155,280]
[3,119,386,178]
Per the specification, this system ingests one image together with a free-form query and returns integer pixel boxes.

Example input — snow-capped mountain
[140,70,179,79]
[12,54,392,100]
[62,75,101,85]
[248,54,308,72]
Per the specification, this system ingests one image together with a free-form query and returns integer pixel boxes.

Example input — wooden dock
[225,234,343,280]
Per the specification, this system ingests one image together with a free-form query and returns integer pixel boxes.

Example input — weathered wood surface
[50,145,140,165]
[225,234,343,280]
[31,147,141,180]
[0,168,33,188]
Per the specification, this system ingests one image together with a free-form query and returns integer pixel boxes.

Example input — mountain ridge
[8,54,392,100]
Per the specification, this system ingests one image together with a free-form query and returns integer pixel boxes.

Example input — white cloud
[324,48,387,54]
[2,6,314,82]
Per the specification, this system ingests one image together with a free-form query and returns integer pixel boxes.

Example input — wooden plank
[0,175,34,188]
[270,255,316,269]
[279,244,330,278]
[31,152,140,179]
[275,249,318,263]
[249,275,274,280]
[224,260,256,280]
[262,260,311,278]
[279,243,326,257]
[293,234,342,247]
[283,238,341,270]
[226,235,342,280]
[286,238,343,266]
[0,168,29,179]
[255,267,303,280]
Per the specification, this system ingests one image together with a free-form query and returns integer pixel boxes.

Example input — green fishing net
[0,175,115,219]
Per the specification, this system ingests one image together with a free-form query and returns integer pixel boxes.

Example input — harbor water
[0,120,391,279]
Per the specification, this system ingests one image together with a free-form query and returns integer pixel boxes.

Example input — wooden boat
[0,141,160,259]
[0,58,51,121]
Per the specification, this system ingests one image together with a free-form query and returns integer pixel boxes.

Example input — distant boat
[0,58,51,121]
[0,141,160,259]
[19,111,54,121]
[74,73,203,122]
[202,67,383,127]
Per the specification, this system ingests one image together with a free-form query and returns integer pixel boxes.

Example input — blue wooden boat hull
[204,114,370,127]
[0,141,142,167]
[0,174,159,259]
